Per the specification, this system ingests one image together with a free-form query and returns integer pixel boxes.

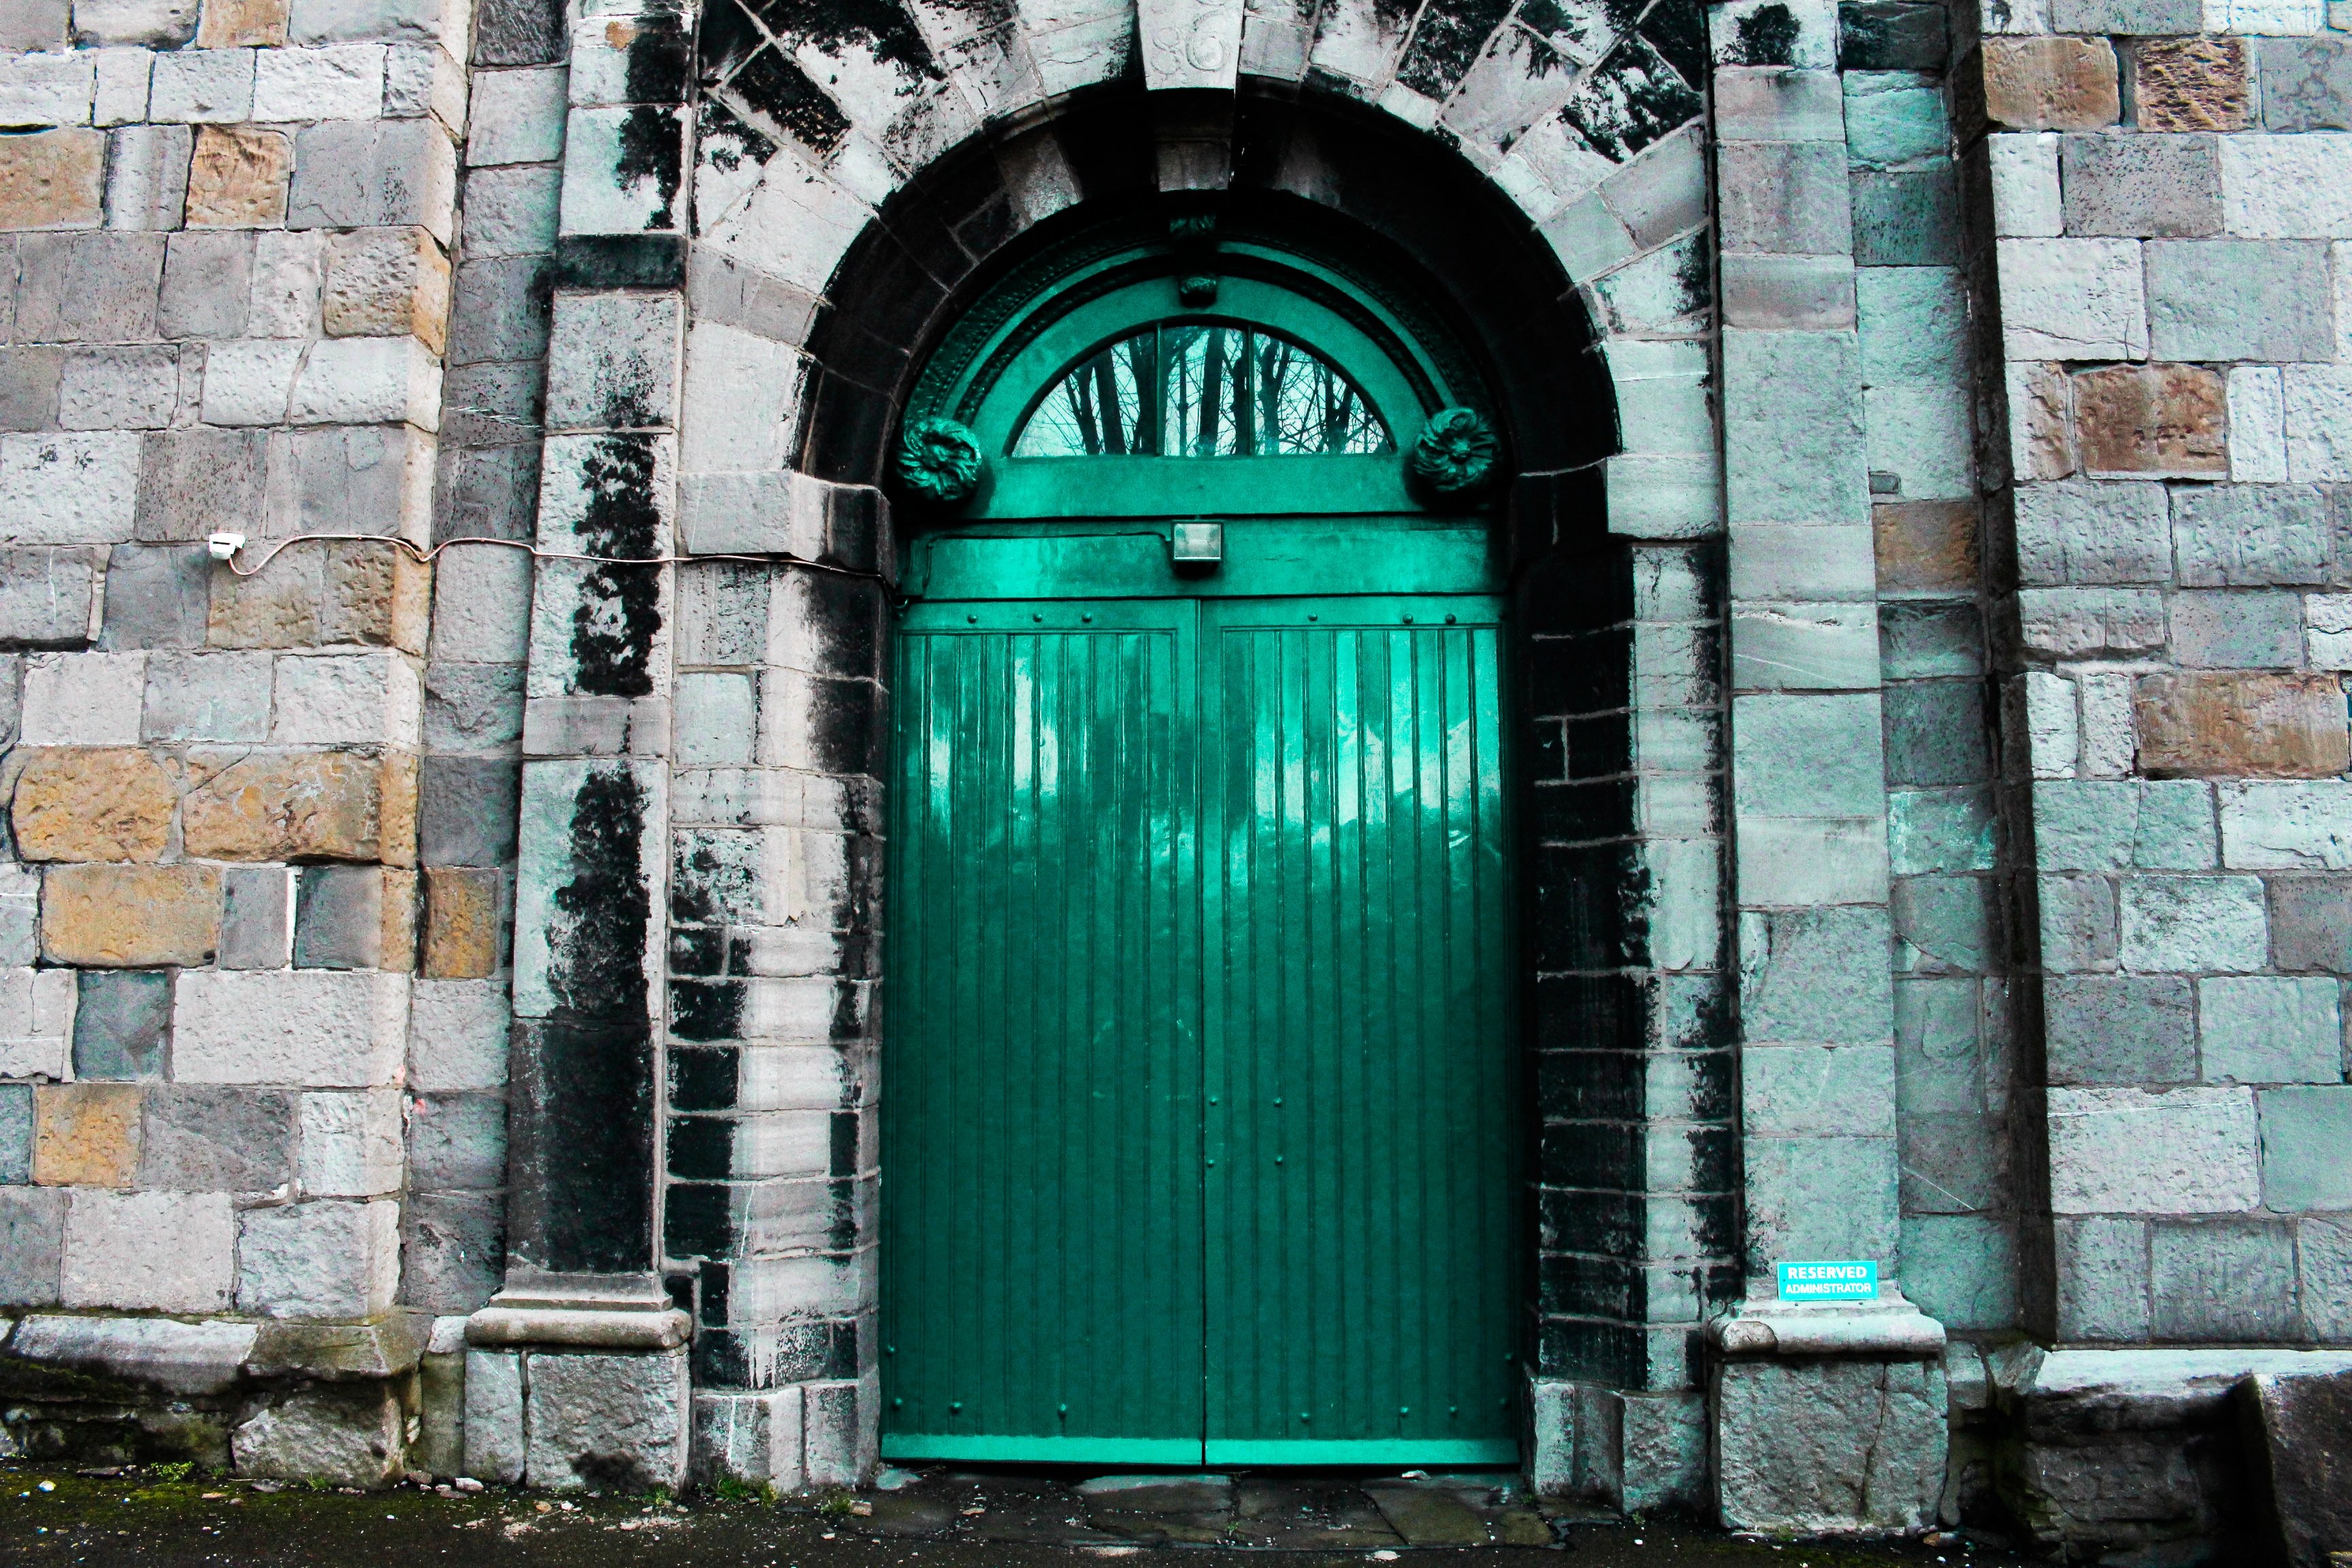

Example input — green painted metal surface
[881,591,1517,1465]
[881,217,1517,1468]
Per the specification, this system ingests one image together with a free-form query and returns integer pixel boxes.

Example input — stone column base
[461,1272,692,1491]
[1528,1379,1708,1511]
[1709,1288,1948,1535]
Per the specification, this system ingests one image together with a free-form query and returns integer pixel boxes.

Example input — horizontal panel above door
[909,522,1502,600]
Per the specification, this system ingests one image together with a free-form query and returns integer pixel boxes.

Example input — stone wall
[0,0,469,1469]
[1963,0,2352,1352]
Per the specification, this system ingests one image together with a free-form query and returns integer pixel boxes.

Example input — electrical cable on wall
[204,529,888,583]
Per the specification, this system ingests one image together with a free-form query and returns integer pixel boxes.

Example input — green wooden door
[881,589,1518,1466]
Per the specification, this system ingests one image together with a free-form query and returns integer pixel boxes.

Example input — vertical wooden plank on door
[881,600,1205,1463]
[1203,596,1521,1466]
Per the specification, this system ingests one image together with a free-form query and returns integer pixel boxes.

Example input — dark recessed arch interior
[785,78,1709,1394]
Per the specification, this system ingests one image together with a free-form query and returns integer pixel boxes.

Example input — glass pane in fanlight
[1013,323,1390,457]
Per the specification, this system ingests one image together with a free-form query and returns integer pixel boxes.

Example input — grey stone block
[1714,1357,1946,1534]
[545,291,681,431]
[2270,877,2352,973]
[1889,785,1995,875]
[99,542,210,649]
[71,968,171,1080]
[1882,679,1989,787]
[70,0,196,46]
[1892,874,1997,973]
[0,1186,65,1305]
[2120,875,2268,973]
[287,119,453,232]
[139,1084,295,1191]
[2040,875,2119,974]
[143,649,273,740]
[2051,0,2199,30]
[2146,240,2336,363]
[0,548,97,647]
[2014,480,2170,587]
[103,123,192,232]
[289,0,442,44]
[0,871,33,967]
[13,233,165,344]
[1733,692,1884,817]
[420,756,521,866]
[472,0,563,65]
[445,255,551,368]
[2302,1215,2352,1339]
[134,428,267,542]
[1901,1214,2016,1333]
[0,1082,30,1183]
[2136,781,2219,870]
[278,425,416,540]
[2149,1218,2300,1339]
[434,444,542,544]
[424,659,525,754]
[2259,36,2352,133]
[2170,589,2302,668]
[295,866,387,970]
[0,347,62,431]
[233,1383,404,1488]
[1718,142,1852,256]
[2202,976,2340,1083]
[1898,1110,2002,1213]
[2054,1215,2149,1340]
[406,1192,504,1313]
[525,1348,691,1492]
[437,360,545,448]
[458,163,560,259]
[2261,1087,2352,1211]
[1893,977,1982,1114]
[220,866,292,970]
[1742,905,1896,1046]
[157,231,252,340]
[1720,253,1856,330]
[2059,134,2220,238]
[0,0,69,50]
[1844,71,1948,172]
[59,345,176,431]
[2046,975,2198,1083]
[1850,168,1961,265]
[686,250,819,348]
[409,1092,506,1189]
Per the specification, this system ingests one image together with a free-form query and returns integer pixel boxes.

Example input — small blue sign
[1777,1260,1878,1302]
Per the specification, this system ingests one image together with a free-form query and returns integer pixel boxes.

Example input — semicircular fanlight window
[1013,323,1393,457]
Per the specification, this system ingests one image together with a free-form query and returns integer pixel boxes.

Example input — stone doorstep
[849,1468,1557,1550]
[2008,1345,2352,1430]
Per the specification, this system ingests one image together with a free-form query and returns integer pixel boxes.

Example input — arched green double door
[880,217,1521,1466]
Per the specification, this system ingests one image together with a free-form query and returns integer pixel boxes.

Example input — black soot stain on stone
[569,434,664,696]
[1639,0,1708,84]
[549,766,652,1021]
[1673,231,1713,318]
[697,0,766,83]
[727,44,854,154]
[1562,36,1702,161]
[615,103,684,229]
[1732,1,1799,64]
[752,0,943,85]
[670,977,748,1041]
[697,96,779,182]
[1395,0,1516,100]
[621,13,691,99]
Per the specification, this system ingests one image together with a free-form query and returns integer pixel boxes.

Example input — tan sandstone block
[324,542,433,654]
[12,749,177,864]
[182,753,391,862]
[420,867,499,979]
[208,548,322,648]
[1982,38,2121,131]
[198,0,289,46]
[2137,672,2351,779]
[1874,500,1980,597]
[381,867,418,973]
[2074,364,2226,478]
[0,130,105,231]
[2133,37,2248,133]
[186,127,291,230]
[42,864,223,966]
[380,752,418,870]
[33,1086,143,1189]
[323,229,453,356]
